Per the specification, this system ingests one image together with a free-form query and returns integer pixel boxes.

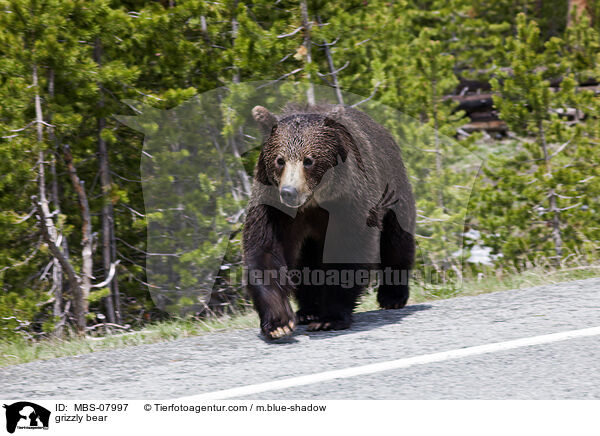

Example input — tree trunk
[228,129,252,199]
[229,11,253,199]
[36,203,81,323]
[432,78,444,212]
[300,0,316,105]
[63,145,93,331]
[34,65,91,334]
[34,64,68,334]
[567,0,589,27]
[33,64,90,333]
[47,68,65,337]
[94,39,120,324]
[323,44,344,105]
[317,15,344,106]
[538,119,563,261]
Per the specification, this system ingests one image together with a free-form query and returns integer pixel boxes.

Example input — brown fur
[244,103,416,340]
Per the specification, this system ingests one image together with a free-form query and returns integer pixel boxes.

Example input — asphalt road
[1,278,599,400]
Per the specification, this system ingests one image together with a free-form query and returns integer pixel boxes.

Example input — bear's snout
[279,161,310,207]
[280,185,299,206]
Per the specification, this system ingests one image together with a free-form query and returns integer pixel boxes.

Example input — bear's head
[252,105,362,208]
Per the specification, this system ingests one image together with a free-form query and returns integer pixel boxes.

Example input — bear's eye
[303,157,314,168]
[276,157,285,167]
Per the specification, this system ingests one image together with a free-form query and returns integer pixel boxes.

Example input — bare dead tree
[34,197,82,329]
[316,15,344,105]
[46,68,66,337]
[200,15,210,43]
[538,119,564,261]
[431,77,445,212]
[300,0,316,105]
[95,38,121,324]
[229,6,253,199]
[33,63,66,336]
[35,186,120,334]
[34,65,55,241]
[63,145,93,331]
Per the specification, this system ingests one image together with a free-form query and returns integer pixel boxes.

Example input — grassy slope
[1,265,599,367]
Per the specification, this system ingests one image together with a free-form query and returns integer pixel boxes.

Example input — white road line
[179,326,600,400]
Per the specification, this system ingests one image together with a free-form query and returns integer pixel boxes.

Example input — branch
[256,68,304,89]
[555,193,583,199]
[63,144,93,282]
[312,37,339,47]
[110,170,144,183]
[277,52,295,64]
[277,25,304,38]
[115,237,182,257]
[350,81,381,108]
[316,60,349,77]
[119,204,146,217]
[39,259,54,281]
[91,260,121,288]
[550,139,572,158]
[8,120,35,132]
[558,202,582,212]
[33,196,79,287]
[416,214,449,223]
[14,207,36,223]
[0,237,41,273]
[86,322,130,331]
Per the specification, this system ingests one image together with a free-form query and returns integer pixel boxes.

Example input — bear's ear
[252,105,277,136]
[255,150,272,186]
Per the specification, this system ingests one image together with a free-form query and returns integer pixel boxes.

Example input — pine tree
[476,13,598,268]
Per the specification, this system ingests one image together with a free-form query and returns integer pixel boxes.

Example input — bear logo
[3,402,51,434]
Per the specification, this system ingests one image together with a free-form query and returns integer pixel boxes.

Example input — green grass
[0,312,258,368]
[2,264,599,367]
[356,263,600,312]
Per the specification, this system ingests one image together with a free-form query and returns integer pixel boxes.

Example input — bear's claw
[307,319,351,331]
[296,313,319,324]
[266,320,295,339]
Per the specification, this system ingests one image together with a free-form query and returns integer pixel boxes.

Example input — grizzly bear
[243,103,415,339]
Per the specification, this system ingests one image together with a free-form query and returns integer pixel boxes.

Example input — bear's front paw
[261,315,296,340]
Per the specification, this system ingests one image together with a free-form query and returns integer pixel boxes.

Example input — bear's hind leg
[295,284,321,324]
[377,210,415,309]
[306,309,352,331]
[307,281,361,331]
[294,238,323,324]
